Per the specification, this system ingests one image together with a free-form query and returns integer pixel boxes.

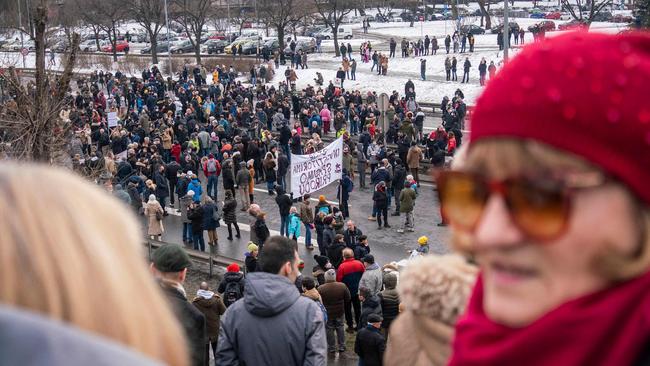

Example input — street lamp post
[163,0,173,77]
[18,0,25,68]
[503,0,510,62]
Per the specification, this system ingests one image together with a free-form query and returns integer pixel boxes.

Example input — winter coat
[245,253,258,273]
[344,228,364,249]
[358,295,382,331]
[216,272,327,365]
[300,202,314,224]
[359,263,383,297]
[275,192,293,216]
[318,281,351,320]
[327,242,346,269]
[354,244,370,261]
[392,165,407,192]
[222,196,237,224]
[188,205,204,235]
[192,291,226,342]
[187,179,202,202]
[355,325,386,366]
[144,201,164,236]
[379,274,400,331]
[289,213,300,239]
[385,255,478,366]
[222,165,235,190]
[253,218,270,247]
[202,201,220,230]
[154,171,169,198]
[235,167,250,188]
[399,187,417,213]
[160,283,206,366]
[373,189,388,209]
[336,258,365,296]
[371,167,391,186]
[322,227,336,253]
[406,146,422,169]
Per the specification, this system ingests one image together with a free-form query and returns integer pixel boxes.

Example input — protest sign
[107,112,118,128]
[290,137,343,197]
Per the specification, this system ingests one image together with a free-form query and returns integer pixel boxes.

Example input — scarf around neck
[449,271,650,366]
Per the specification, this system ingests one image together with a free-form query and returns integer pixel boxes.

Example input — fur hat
[398,254,478,325]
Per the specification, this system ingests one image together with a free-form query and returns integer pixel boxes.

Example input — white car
[79,39,99,52]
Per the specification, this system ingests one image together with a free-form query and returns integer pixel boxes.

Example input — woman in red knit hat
[434,31,650,365]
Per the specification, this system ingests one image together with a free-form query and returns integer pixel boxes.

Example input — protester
[150,244,207,366]
[359,254,383,297]
[355,313,386,366]
[217,263,245,308]
[192,282,226,362]
[216,236,327,364]
[337,248,365,332]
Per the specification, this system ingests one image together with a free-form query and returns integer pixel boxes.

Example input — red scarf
[450,272,650,366]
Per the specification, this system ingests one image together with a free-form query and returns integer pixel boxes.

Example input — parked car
[528,20,556,32]
[169,39,195,54]
[612,13,634,23]
[79,39,99,52]
[51,40,70,52]
[283,37,316,57]
[224,37,255,54]
[460,24,486,35]
[101,40,129,53]
[558,19,588,30]
[530,9,546,18]
[490,22,520,33]
[260,38,279,54]
[545,11,562,19]
[141,41,171,54]
[240,39,259,55]
[206,32,226,40]
[205,39,227,54]
[592,11,613,21]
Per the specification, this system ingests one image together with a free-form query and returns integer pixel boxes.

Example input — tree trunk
[478,0,491,29]
[149,30,159,64]
[111,24,118,62]
[33,3,49,162]
[194,33,201,64]
[277,26,285,56]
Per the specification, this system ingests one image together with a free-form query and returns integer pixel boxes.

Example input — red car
[545,11,562,20]
[558,20,588,30]
[612,14,634,23]
[101,40,130,53]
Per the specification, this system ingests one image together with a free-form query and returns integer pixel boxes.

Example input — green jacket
[399,187,417,213]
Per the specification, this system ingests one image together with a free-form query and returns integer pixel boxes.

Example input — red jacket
[337,258,365,295]
[171,144,182,163]
[203,158,222,177]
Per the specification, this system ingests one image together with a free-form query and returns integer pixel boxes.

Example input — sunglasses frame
[437,170,608,242]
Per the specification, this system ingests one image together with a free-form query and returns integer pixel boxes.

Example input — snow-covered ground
[0,18,630,107]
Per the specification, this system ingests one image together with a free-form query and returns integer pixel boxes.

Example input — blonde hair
[458,139,650,281]
[0,164,188,365]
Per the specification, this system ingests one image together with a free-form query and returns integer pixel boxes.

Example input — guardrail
[144,239,245,277]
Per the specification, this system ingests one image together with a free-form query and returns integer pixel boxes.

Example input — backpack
[224,280,242,307]
[207,159,217,173]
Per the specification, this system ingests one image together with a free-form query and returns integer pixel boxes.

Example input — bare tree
[127,0,165,64]
[172,0,213,64]
[313,0,354,57]
[258,0,301,55]
[75,0,127,62]
[478,0,492,29]
[561,0,612,25]
[375,0,397,22]
[0,0,81,163]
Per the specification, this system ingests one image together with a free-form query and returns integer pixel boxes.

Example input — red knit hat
[226,263,240,273]
[471,31,650,204]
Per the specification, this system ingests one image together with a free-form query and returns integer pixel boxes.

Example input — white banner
[107,112,118,128]
[290,137,343,198]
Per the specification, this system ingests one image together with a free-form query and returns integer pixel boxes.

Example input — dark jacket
[222,165,235,190]
[187,205,204,234]
[245,253,258,273]
[275,191,293,216]
[202,201,220,230]
[318,281,351,320]
[344,228,364,248]
[216,272,327,365]
[373,189,388,209]
[358,295,383,331]
[160,283,206,366]
[154,171,169,198]
[355,325,386,366]
[327,242,346,269]
[254,218,270,248]
[354,244,371,261]
[336,258,365,296]
[322,226,336,253]
[192,292,227,342]
[222,196,237,224]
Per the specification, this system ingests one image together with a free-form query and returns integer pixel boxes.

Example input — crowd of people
[1,30,649,366]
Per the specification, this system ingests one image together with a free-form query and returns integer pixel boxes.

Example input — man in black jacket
[391,159,407,216]
[275,186,293,237]
[354,314,386,366]
[151,244,206,366]
[165,160,181,206]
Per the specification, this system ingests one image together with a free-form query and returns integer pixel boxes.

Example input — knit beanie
[247,243,259,253]
[471,31,650,204]
[226,263,240,273]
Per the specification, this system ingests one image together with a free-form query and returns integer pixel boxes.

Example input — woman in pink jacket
[320,105,331,134]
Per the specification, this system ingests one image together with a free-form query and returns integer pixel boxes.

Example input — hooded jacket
[192,290,227,342]
[187,179,202,202]
[358,294,382,331]
[359,263,383,297]
[216,272,327,365]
